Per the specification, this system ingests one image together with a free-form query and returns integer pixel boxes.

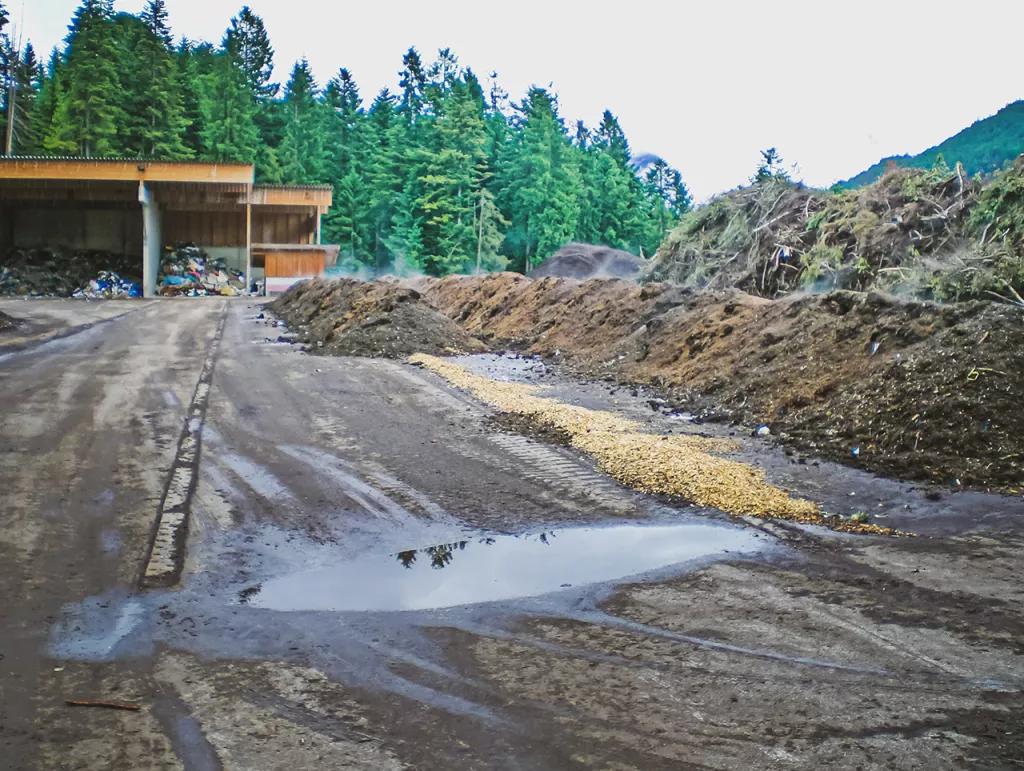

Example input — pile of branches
[643,161,1006,301]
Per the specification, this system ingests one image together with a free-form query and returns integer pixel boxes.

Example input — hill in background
[839,100,1024,188]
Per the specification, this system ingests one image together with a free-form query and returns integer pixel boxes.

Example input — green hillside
[840,100,1024,188]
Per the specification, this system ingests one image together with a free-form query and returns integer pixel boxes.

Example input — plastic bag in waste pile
[71,270,142,299]
[0,248,142,297]
[158,243,247,297]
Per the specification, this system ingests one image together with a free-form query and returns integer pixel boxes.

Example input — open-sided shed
[0,158,336,296]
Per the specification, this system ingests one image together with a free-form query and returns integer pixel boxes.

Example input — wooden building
[0,157,336,297]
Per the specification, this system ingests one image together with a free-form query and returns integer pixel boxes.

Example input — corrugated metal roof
[0,155,254,167]
[254,183,334,191]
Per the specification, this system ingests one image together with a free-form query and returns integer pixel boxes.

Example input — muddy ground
[1,297,1023,770]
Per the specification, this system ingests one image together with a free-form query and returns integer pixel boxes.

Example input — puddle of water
[250,522,764,612]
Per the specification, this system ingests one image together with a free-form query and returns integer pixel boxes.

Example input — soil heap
[421,273,1024,491]
[528,243,647,280]
[0,310,18,331]
[270,277,488,358]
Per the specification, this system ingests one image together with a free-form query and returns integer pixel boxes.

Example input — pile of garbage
[158,244,246,297]
[0,248,142,298]
[72,271,142,299]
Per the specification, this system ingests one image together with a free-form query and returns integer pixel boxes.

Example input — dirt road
[1,298,1022,770]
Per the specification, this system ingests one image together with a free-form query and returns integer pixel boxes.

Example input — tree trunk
[476,188,485,274]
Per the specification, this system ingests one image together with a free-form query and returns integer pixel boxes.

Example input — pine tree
[59,0,125,157]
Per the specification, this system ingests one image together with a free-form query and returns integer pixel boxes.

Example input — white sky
[16,0,1024,200]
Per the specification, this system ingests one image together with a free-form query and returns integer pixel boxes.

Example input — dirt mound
[528,243,647,280]
[269,277,488,358]
[0,310,18,332]
[422,274,1024,491]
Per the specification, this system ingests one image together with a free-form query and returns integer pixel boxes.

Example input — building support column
[139,181,161,298]
[245,194,252,293]
[315,208,322,245]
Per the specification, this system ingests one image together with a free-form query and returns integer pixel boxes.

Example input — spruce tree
[223,6,277,101]
[122,0,191,158]
[198,52,258,162]
[61,0,124,157]
[499,88,581,270]
[398,47,426,125]
[278,58,327,184]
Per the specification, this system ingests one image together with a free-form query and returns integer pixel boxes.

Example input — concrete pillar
[315,209,322,245]
[245,197,252,292]
[139,182,162,298]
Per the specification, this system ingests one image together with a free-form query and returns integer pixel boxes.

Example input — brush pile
[644,160,1024,306]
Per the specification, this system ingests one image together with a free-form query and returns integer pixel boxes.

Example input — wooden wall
[4,206,143,255]
[163,210,247,247]
[252,211,316,245]
[264,250,325,277]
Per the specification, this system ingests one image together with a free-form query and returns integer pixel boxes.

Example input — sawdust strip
[410,354,903,535]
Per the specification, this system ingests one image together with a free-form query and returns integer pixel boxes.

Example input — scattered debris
[756,425,771,437]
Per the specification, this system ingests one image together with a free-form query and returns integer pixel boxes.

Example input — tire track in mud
[141,303,228,588]
[486,433,637,514]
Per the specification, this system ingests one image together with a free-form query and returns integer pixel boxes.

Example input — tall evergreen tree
[121,0,190,158]
[499,88,582,270]
[197,52,258,162]
[398,47,426,124]
[278,58,326,184]
[222,6,277,101]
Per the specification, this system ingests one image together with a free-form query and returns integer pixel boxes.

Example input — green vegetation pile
[420,274,1024,492]
[269,277,487,358]
[645,159,1024,307]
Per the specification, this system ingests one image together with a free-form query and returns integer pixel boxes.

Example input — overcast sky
[16,0,1024,200]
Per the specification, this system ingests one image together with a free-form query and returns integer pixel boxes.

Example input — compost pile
[269,277,488,358]
[158,244,246,297]
[528,243,648,280]
[420,273,1024,491]
[0,248,142,298]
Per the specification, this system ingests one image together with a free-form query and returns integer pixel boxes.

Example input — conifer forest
[0,0,691,275]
